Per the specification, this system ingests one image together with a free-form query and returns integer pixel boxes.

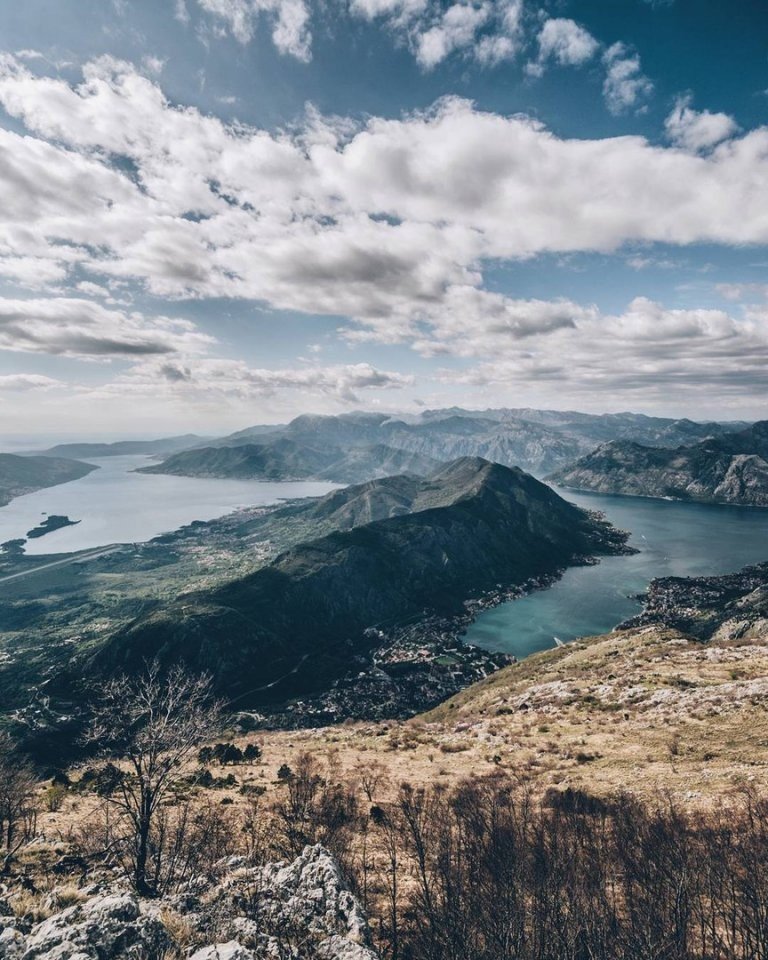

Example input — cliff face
[79,458,629,705]
[549,421,768,506]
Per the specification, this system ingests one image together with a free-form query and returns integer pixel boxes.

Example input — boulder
[189,942,256,960]
[221,844,371,947]
[0,928,25,960]
[21,893,170,959]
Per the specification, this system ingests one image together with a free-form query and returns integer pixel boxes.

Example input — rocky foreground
[0,845,376,960]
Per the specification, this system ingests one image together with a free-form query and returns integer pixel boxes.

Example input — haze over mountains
[137,438,441,484]
[36,435,209,459]
[139,408,751,482]
[550,421,768,507]
[64,457,629,706]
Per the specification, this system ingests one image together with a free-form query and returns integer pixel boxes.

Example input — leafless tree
[85,663,222,895]
[0,732,37,871]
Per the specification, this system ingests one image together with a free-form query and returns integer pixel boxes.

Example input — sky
[0,0,766,437]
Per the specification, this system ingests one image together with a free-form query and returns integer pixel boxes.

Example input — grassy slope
[253,625,768,804]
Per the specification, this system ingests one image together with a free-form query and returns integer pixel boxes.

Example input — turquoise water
[0,456,338,555]
[464,488,768,659]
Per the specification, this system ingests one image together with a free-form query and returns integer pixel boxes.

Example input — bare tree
[85,663,222,895]
[0,732,37,872]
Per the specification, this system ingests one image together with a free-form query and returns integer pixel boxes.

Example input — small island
[26,515,80,539]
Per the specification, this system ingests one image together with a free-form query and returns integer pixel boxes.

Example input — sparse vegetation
[83,663,223,895]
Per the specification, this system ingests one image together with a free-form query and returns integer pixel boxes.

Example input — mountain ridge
[142,409,754,480]
[70,457,630,706]
[549,420,768,506]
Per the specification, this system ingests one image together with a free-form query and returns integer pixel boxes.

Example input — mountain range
[63,457,629,705]
[139,409,752,481]
[36,435,208,459]
[549,421,768,506]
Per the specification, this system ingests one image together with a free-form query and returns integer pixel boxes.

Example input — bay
[464,488,768,659]
[0,456,338,555]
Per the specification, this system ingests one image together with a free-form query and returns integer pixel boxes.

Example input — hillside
[549,421,768,506]
[70,458,629,706]
[38,434,205,458]
[255,564,768,803]
[138,437,441,483]
[0,453,97,508]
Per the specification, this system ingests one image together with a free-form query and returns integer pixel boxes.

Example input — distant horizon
[0,403,763,455]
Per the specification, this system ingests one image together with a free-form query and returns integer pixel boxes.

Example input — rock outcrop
[0,846,377,960]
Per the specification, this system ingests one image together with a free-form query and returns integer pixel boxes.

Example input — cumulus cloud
[0,56,763,410]
[316,0,524,70]
[602,42,653,115]
[415,3,492,69]
[528,17,598,76]
[665,95,739,152]
[0,373,63,391]
[436,296,768,403]
[100,357,413,403]
[197,0,311,60]
[0,297,214,358]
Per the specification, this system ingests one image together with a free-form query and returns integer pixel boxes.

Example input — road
[0,545,123,585]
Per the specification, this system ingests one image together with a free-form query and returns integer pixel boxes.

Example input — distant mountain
[0,454,97,508]
[38,435,206,459]
[192,409,752,478]
[420,407,751,449]
[549,421,768,506]
[72,458,629,704]
[137,438,441,484]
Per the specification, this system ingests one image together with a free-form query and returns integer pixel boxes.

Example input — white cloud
[0,57,767,381]
[197,0,312,60]
[327,0,521,70]
[716,282,768,302]
[602,42,653,115]
[435,296,768,403]
[100,357,413,403]
[0,256,68,288]
[665,95,739,152]
[349,0,427,21]
[0,373,63,391]
[0,297,214,359]
[416,3,491,69]
[528,17,598,76]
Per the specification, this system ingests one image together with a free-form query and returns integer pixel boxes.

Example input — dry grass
[246,626,768,807]
[31,624,768,850]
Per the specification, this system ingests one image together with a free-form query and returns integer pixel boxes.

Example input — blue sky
[0,0,766,435]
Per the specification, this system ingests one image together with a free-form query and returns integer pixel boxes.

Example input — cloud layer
[0,56,764,321]
[0,56,764,418]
